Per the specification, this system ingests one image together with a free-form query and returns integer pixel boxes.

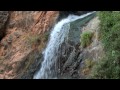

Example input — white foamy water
[33,11,96,79]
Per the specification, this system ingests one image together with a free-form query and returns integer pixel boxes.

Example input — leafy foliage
[91,11,120,79]
[80,31,93,48]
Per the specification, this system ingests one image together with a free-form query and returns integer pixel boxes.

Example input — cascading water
[33,11,96,79]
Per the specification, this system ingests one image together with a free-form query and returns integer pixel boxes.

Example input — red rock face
[0,11,59,79]
[31,11,59,34]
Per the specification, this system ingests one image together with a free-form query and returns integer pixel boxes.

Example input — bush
[26,34,40,48]
[85,59,95,69]
[91,11,120,79]
[43,32,49,42]
[80,31,93,48]
[91,53,120,79]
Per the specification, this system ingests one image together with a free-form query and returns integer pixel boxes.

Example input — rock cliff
[56,14,104,79]
[0,11,59,79]
[0,11,102,79]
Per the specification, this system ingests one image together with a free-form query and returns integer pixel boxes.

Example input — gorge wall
[0,11,100,79]
[0,11,59,79]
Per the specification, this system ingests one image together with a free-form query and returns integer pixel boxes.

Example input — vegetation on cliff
[91,11,120,79]
[80,31,93,48]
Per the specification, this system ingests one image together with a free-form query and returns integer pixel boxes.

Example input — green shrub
[43,32,49,42]
[80,31,93,48]
[82,59,96,76]
[26,34,40,48]
[0,69,4,74]
[85,59,95,68]
[91,11,120,79]
[91,53,120,79]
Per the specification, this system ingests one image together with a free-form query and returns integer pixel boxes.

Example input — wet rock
[62,47,76,71]
[57,12,96,79]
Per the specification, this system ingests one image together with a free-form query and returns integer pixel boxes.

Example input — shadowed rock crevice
[0,11,9,41]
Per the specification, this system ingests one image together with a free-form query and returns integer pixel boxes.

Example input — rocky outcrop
[78,17,104,78]
[56,13,103,79]
[0,11,59,79]
[0,11,9,40]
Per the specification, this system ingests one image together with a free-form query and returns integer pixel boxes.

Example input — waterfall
[33,11,96,79]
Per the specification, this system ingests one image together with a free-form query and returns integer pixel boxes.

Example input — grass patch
[82,59,96,75]
[26,34,41,48]
[85,59,95,68]
[80,31,93,48]
[24,31,50,52]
